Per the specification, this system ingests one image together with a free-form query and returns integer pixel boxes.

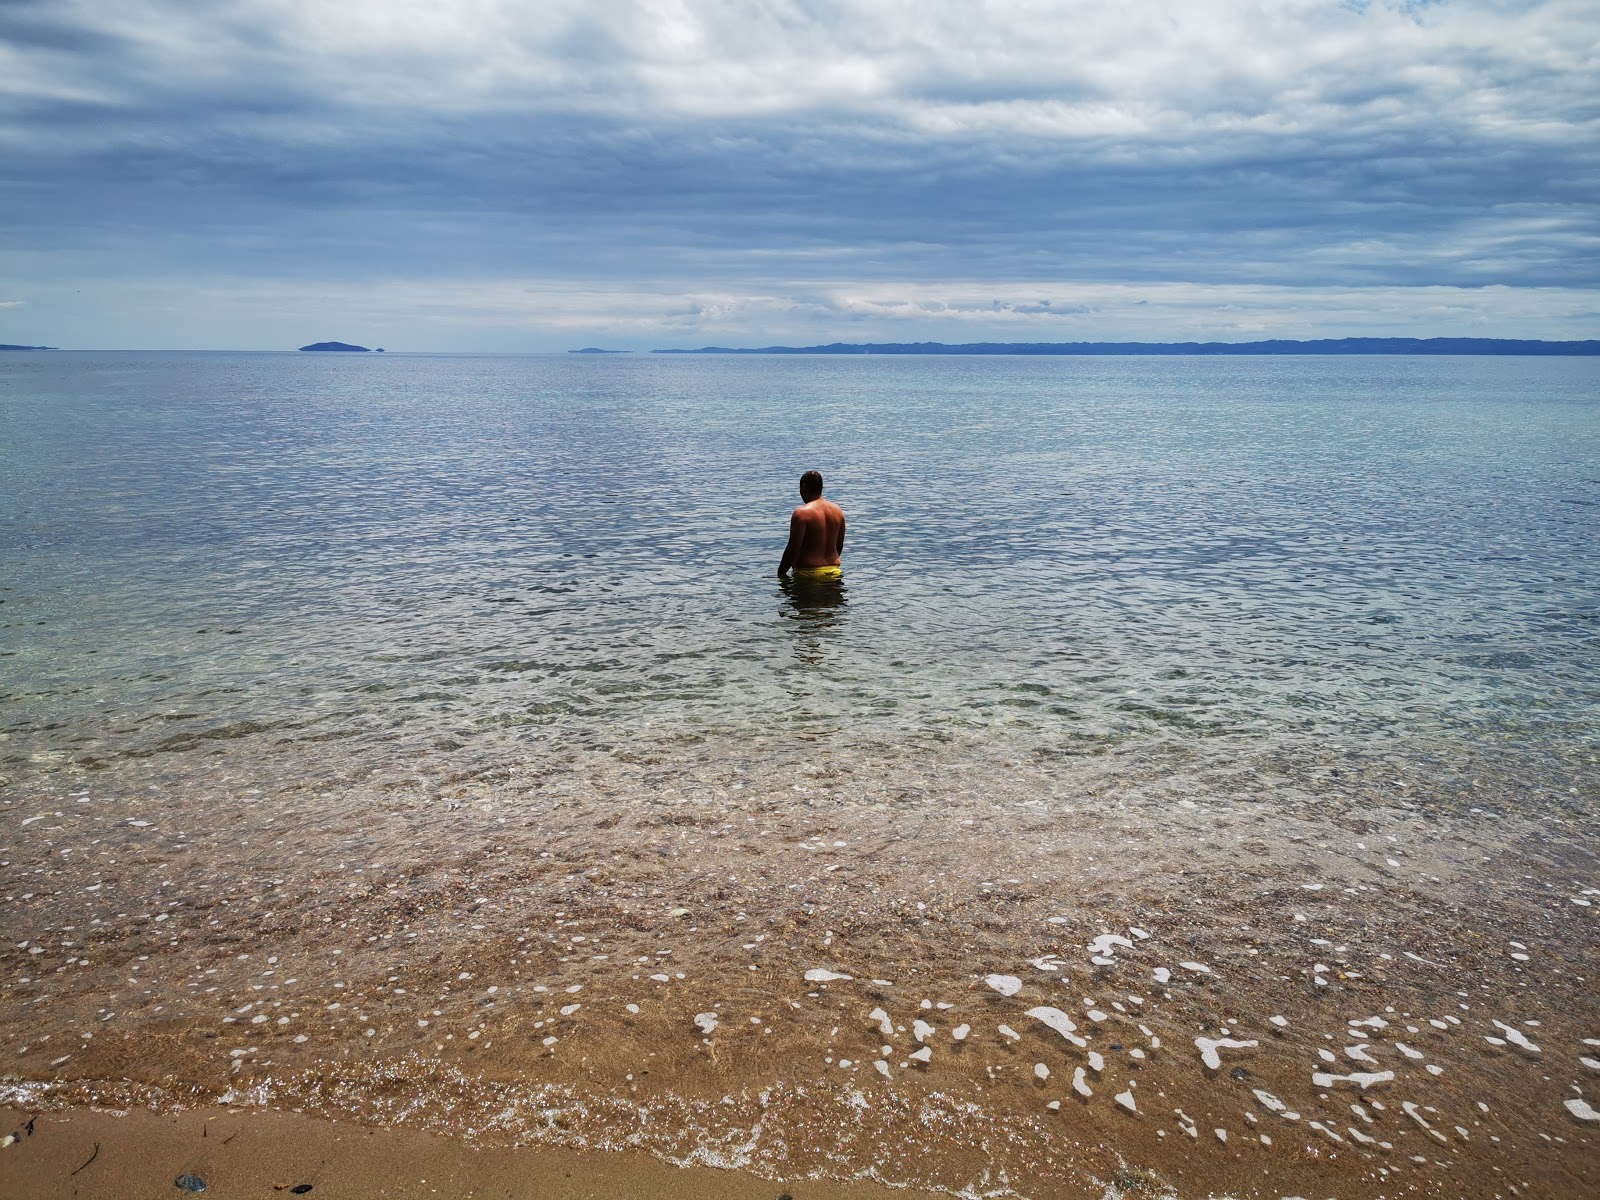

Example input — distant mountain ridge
[0,343,57,350]
[653,337,1600,356]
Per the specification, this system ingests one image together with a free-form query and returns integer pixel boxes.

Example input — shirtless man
[776,470,846,580]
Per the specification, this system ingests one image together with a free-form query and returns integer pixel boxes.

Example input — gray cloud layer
[2,1,1596,347]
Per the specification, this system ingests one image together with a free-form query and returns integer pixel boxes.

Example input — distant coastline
[653,337,1600,356]
[0,343,57,351]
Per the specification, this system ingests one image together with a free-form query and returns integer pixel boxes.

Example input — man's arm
[777,510,803,577]
[836,510,846,557]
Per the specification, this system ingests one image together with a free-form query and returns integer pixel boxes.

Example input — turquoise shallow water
[2,351,1597,783]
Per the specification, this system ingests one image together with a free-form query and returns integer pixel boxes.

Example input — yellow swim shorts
[791,565,843,581]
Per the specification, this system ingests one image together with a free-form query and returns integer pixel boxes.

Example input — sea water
[3,351,1599,1197]
[4,351,1597,773]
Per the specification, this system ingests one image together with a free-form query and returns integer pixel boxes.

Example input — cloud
[1,1,1595,346]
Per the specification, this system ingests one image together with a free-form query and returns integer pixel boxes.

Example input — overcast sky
[2,0,1596,350]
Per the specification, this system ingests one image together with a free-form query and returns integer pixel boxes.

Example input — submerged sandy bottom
[2,731,1597,1198]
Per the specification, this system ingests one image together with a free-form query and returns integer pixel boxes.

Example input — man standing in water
[777,470,846,580]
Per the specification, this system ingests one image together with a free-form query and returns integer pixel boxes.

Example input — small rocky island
[298,341,370,352]
[0,343,57,351]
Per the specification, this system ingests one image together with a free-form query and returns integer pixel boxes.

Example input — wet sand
[3,733,1598,1197]
[0,1104,944,1199]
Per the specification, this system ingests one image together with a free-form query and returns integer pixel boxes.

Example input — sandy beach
[4,732,1597,1197]
[0,1103,947,1199]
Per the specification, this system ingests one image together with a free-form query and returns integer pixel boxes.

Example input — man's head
[799,470,824,500]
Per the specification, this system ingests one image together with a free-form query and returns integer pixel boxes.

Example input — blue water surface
[2,351,1596,774]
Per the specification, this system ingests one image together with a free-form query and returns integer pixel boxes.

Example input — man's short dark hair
[799,470,824,497]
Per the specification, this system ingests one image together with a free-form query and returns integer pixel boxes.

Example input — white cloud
[3,2,1594,346]
[10,2,1596,139]
[18,273,1590,349]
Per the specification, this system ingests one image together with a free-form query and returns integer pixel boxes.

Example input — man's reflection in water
[779,572,847,665]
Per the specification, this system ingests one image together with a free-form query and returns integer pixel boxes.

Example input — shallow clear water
[5,351,1600,1198]
[4,351,1596,776]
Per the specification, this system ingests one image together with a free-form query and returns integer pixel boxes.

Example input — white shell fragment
[1034,1062,1050,1080]
[1195,1036,1258,1071]
[952,1024,971,1041]
[1114,1089,1138,1113]
[1072,1066,1092,1098]
[693,1012,718,1034]
[985,974,1022,996]
[913,1019,936,1043]
[804,968,852,983]
[1026,1006,1087,1047]
[909,1046,932,1063]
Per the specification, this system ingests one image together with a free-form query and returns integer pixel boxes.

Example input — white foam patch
[1564,1098,1600,1122]
[1491,1020,1540,1054]
[909,1046,932,1063]
[868,1007,893,1037]
[1026,1006,1087,1047]
[952,1024,970,1041]
[998,1024,1021,1041]
[1114,1089,1137,1113]
[913,1019,935,1044]
[985,974,1022,996]
[1253,1089,1300,1120]
[1034,1062,1050,1080]
[693,1012,718,1034]
[1312,1070,1394,1090]
[1395,1042,1425,1059]
[1072,1066,1092,1098]
[804,969,851,983]
[1195,1036,1258,1071]
[1179,961,1212,974]
[1153,967,1171,983]
[1087,933,1134,958]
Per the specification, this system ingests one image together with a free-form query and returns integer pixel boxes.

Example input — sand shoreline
[0,1103,949,1199]
[3,734,1597,1196]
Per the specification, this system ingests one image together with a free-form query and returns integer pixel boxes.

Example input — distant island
[654,337,1600,356]
[0,343,57,351]
[569,347,632,354]
[298,341,371,352]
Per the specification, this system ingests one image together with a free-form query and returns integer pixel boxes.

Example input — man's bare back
[777,470,845,577]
